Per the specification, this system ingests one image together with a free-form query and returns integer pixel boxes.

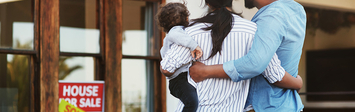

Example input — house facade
[0,0,354,112]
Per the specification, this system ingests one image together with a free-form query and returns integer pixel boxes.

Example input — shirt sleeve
[262,53,285,83]
[223,12,286,82]
[160,44,193,73]
[166,28,198,51]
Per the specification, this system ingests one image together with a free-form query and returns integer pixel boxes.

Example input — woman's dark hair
[190,0,241,60]
[156,3,190,32]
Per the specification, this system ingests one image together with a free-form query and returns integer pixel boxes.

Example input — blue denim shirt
[223,0,306,111]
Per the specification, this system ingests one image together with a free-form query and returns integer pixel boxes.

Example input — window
[0,0,34,50]
[0,0,34,112]
[59,0,100,81]
[59,56,95,81]
[122,0,161,112]
[60,0,100,54]
[0,54,31,112]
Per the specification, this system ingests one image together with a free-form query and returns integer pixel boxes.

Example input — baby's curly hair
[156,2,190,32]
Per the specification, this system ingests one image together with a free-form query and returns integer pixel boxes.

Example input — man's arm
[224,14,286,82]
[189,62,303,91]
[190,13,286,82]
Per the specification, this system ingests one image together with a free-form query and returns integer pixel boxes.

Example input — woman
[160,0,294,111]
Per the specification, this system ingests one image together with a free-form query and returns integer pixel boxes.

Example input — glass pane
[122,0,159,56]
[122,59,148,112]
[60,0,100,53]
[0,54,30,112]
[59,56,94,81]
[0,0,34,50]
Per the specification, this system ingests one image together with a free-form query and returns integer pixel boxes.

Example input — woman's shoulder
[185,22,211,36]
[231,14,257,34]
[232,14,256,26]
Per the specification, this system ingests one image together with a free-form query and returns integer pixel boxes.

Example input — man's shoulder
[258,0,304,18]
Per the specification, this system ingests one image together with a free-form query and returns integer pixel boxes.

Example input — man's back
[247,0,306,111]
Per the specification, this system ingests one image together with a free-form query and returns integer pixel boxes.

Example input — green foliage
[6,40,32,112]
[59,57,83,80]
[5,39,82,111]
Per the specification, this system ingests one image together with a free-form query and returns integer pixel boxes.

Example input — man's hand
[191,46,203,60]
[189,62,230,82]
[189,61,208,82]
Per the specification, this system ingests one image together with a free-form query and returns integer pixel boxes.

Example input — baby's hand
[191,46,203,60]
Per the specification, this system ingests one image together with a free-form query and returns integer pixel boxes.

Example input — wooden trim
[159,68,167,112]
[299,91,355,95]
[31,0,40,111]
[154,60,165,112]
[122,55,160,60]
[39,0,59,111]
[30,54,40,112]
[59,52,101,57]
[161,0,165,5]
[159,0,166,112]
[95,0,105,80]
[0,49,36,54]
[151,1,166,112]
[104,0,122,111]
[138,0,160,2]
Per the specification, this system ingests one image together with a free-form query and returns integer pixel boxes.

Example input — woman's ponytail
[189,0,241,60]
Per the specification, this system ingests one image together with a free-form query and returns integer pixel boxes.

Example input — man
[189,0,306,111]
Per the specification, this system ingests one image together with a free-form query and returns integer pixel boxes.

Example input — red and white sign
[59,81,105,112]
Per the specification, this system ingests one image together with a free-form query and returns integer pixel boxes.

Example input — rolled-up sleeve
[160,44,193,73]
[262,54,285,83]
[224,11,286,82]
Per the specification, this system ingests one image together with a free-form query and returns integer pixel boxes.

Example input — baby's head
[156,2,190,32]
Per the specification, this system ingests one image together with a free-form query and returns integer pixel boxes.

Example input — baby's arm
[160,44,194,77]
[166,27,202,59]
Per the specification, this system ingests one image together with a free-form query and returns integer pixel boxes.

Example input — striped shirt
[160,14,285,112]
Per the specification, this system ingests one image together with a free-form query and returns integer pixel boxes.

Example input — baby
[157,2,202,112]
